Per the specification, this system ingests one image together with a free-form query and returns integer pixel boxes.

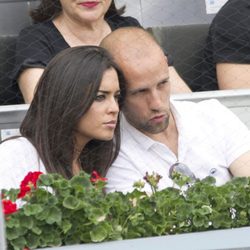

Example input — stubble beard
[126,112,170,135]
[140,115,170,134]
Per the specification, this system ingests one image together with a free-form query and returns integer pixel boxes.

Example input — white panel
[140,0,215,27]
[0,1,31,35]
[115,0,142,24]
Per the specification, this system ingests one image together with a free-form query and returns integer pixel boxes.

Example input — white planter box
[41,226,250,250]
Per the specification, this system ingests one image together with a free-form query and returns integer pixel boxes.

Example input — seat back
[147,24,210,91]
[0,35,23,105]
[0,104,27,141]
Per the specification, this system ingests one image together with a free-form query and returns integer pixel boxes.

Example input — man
[202,0,250,90]
[100,27,250,193]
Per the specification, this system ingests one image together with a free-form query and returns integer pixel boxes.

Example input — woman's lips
[79,1,99,8]
[103,121,117,129]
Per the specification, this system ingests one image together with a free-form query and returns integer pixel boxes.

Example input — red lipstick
[80,1,99,8]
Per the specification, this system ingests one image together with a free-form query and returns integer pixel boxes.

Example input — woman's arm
[18,68,44,103]
[169,66,192,94]
[216,63,250,90]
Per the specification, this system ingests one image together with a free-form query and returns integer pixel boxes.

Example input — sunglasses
[169,162,196,186]
[169,162,218,185]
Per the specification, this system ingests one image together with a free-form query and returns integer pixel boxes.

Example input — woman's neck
[53,14,112,46]
[72,158,81,175]
[72,133,90,174]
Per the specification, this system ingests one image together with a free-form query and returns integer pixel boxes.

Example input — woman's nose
[108,98,119,113]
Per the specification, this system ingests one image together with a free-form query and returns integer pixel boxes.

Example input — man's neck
[145,112,179,156]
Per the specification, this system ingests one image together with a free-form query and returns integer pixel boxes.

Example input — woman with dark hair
[30,0,125,22]
[0,45,125,190]
[13,0,141,103]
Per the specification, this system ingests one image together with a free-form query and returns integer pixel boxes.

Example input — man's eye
[132,89,146,96]
[158,81,168,87]
[95,95,105,101]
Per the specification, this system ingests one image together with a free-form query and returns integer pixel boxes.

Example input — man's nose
[149,90,162,110]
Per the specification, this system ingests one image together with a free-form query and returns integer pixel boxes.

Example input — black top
[201,0,250,90]
[13,15,141,82]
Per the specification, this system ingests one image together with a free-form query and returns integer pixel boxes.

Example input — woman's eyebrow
[98,89,121,93]
[98,90,121,94]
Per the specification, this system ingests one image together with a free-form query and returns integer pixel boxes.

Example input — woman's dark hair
[20,46,125,179]
[30,0,125,23]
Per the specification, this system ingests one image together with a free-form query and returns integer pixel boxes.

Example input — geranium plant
[2,170,250,250]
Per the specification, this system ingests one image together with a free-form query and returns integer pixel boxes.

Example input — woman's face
[75,68,120,146]
[59,0,112,23]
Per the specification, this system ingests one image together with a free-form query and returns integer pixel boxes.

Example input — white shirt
[0,137,46,190]
[106,99,250,193]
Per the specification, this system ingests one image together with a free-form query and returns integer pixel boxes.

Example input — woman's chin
[96,133,114,141]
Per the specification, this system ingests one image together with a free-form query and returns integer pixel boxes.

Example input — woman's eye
[95,95,105,101]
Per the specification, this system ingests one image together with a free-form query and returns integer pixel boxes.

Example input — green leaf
[90,224,108,242]
[230,177,249,186]
[46,207,62,224]
[88,208,107,224]
[26,233,40,249]
[24,204,43,216]
[193,215,205,228]
[70,175,92,189]
[19,215,34,229]
[6,227,27,240]
[6,216,19,228]
[39,174,54,186]
[47,195,58,206]
[35,208,49,221]
[63,195,81,209]
[235,196,247,208]
[201,176,216,185]
[4,188,19,201]
[197,205,212,216]
[61,220,72,234]
[31,226,42,235]
[55,179,70,190]
[34,188,50,203]
[10,236,26,249]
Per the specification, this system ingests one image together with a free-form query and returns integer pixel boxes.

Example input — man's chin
[141,121,169,134]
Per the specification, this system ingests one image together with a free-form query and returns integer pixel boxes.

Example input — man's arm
[229,150,250,177]
[18,68,44,103]
[169,66,192,94]
[216,63,250,90]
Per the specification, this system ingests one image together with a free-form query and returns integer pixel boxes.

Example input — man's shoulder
[172,99,222,112]
[172,99,232,124]
[173,99,245,133]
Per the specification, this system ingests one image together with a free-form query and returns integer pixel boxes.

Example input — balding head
[100,27,168,78]
[100,27,171,136]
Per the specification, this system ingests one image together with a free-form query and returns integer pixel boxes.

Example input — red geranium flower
[18,171,43,198]
[2,199,17,215]
[90,171,107,183]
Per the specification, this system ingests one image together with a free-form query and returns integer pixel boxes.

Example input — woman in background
[1,46,125,190]
[14,0,140,103]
